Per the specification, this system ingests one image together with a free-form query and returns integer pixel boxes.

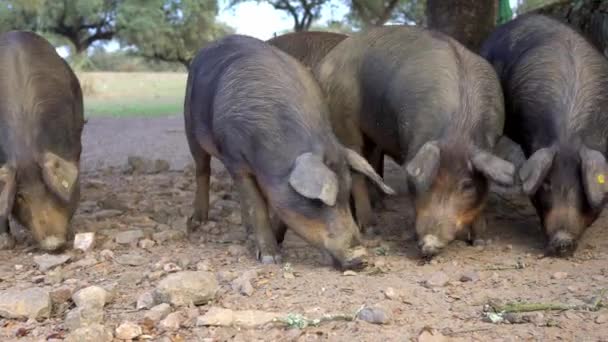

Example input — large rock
[115,321,142,340]
[154,271,218,307]
[65,324,113,342]
[66,286,109,330]
[0,287,51,320]
[115,230,144,245]
[73,286,109,310]
[196,307,280,328]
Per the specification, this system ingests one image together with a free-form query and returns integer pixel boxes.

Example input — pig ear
[406,141,440,193]
[40,152,79,203]
[518,147,555,195]
[0,165,16,218]
[471,148,515,186]
[289,152,338,206]
[344,148,395,195]
[579,146,608,209]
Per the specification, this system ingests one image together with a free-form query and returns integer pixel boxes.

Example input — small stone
[159,312,182,331]
[74,233,96,252]
[115,253,147,266]
[226,212,242,225]
[138,239,156,249]
[596,314,608,324]
[115,230,144,245]
[143,303,171,325]
[384,287,397,300]
[0,287,51,320]
[232,270,257,297]
[424,272,450,288]
[154,271,219,307]
[216,270,237,283]
[46,268,64,284]
[65,324,113,342]
[70,256,98,269]
[33,254,71,272]
[460,271,480,283]
[50,286,74,305]
[14,264,23,271]
[163,263,182,273]
[73,286,108,310]
[97,194,128,211]
[153,230,186,244]
[65,307,104,331]
[115,321,142,340]
[356,306,390,325]
[119,271,143,286]
[343,270,358,276]
[31,275,45,284]
[147,271,165,281]
[552,272,568,280]
[100,249,114,260]
[177,257,191,269]
[92,209,123,220]
[137,291,156,310]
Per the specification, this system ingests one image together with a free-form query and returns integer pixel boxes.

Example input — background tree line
[0,0,605,71]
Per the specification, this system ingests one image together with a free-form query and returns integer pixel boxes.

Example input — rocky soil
[0,116,606,341]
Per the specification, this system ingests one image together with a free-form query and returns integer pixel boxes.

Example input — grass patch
[79,72,187,117]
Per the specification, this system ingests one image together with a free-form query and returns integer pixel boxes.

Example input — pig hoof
[259,254,282,264]
[546,240,576,257]
[418,235,444,258]
[187,215,202,233]
[0,233,15,250]
[339,247,369,270]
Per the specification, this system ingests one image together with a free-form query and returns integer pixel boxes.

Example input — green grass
[79,72,187,117]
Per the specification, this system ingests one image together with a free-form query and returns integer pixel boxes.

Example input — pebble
[115,253,147,266]
[115,229,144,245]
[418,328,448,342]
[163,263,182,273]
[154,271,218,306]
[73,286,109,310]
[384,287,397,300]
[460,271,480,283]
[50,286,74,305]
[196,262,211,271]
[138,239,156,249]
[552,272,569,280]
[596,314,608,324]
[159,312,182,331]
[137,291,156,310]
[144,303,171,325]
[92,209,123,220]
[74,232,96,252]
[153,230,186,244]
[232,270,257,296]
[65,324,113,342]
[100,249,114,260]
[97,194,128,211]
[33,254,71,272]
[424,272,450,288]
[46,268,64,284]
[356,306,390,325]
[65,307,103,331]
[343,270,358,276]
[0,287,51,320]
[69,256,98,269]
[115,321,142,340]
[119,271,143,285]
[227,244,248,257]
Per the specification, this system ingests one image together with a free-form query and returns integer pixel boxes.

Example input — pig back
[0,31,84,164]
[187,35,339,177]
[267,31,347,69]
[481,14,608,153]
[317,26,504,162]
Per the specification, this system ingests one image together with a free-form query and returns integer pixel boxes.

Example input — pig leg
[269,210,288,245]
[187,150,211,233]
[0,218,14,250]
[367,146,386,210]
[469,215,487,246]
[235,174,281,264]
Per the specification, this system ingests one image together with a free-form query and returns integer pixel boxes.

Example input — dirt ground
[0,116,607,341]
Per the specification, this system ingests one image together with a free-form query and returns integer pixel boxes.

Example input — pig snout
[546,231,577,257]
[418,234,448,258]
[543,206,587,257]
[39,235,67,252]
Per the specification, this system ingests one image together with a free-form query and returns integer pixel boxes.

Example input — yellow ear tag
[597,174,605,184]
[61,180,69,188]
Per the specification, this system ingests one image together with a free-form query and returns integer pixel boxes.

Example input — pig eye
[459,178,475,192]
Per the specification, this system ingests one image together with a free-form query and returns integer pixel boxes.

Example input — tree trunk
[426,0,499,52]
[534,0,608,57]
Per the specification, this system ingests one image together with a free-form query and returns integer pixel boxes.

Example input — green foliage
[498,0,513,24]
[117,0,232,68]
